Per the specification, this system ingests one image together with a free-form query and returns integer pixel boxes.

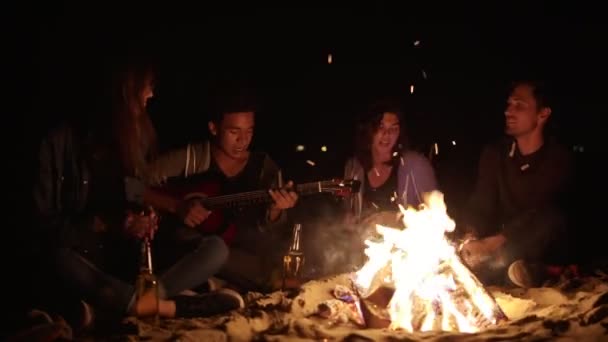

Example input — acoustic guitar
[154,178,361,244]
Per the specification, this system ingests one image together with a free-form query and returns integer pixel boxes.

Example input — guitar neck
[201,181,334,210]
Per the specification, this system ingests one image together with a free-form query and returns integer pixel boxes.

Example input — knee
[198,236,229,267]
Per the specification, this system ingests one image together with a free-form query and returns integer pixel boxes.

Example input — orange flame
[353,191,504,332]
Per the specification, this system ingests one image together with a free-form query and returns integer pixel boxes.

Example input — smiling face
[208,111,255,160]
[371,112,401,156]
[504,83,551,138]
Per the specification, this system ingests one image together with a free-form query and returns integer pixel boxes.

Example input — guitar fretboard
[198,180,343,210]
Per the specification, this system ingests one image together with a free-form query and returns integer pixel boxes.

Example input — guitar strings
[199,181,346,206]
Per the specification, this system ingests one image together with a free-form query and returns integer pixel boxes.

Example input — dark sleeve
[258,155,288,231]
[464,145,500,237]
[501,205,568,262]
[32,129,97,248]
[233,154,287,233]
[501,145,575,262]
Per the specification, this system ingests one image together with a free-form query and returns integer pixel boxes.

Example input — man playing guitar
[139,89,298,292]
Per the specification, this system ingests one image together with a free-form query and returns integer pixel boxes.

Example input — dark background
[9,4,604,192]
[4,2,606,309]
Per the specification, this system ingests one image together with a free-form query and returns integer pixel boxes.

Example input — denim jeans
[52,234,228,314]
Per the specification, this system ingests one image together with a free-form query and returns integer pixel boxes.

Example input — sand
[117,271,608,341]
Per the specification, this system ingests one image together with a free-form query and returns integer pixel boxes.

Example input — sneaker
[180,277,227,296]
[508,260,543,288]
[173,289,244,318]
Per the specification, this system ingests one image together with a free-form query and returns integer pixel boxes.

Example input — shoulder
[252,150,272,162]
[476,138,510,165]
[344,156,364,176]
[401,150,429,163]
[546,138,573,157]
[344,156,359,168]
[484,137,511,155]
[252,150,279,170]
[399,150,433,171]
[544,138,575,169]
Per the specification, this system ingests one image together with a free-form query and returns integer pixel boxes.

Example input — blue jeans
[52,235,228,314]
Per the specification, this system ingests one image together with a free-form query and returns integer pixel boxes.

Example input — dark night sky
[6,3,606,214]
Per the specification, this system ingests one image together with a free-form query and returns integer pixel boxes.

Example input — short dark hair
[510,79,554,111]
[510,78,563,137]
[208,82,260,124]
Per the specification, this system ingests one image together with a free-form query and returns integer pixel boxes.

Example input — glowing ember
[352,191,506,332]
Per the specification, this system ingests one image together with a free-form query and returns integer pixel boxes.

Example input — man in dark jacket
[460,79,575,288]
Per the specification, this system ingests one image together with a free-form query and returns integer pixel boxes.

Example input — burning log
[359,286,393,329]
[356,257,507,331]
[351,191,508,333]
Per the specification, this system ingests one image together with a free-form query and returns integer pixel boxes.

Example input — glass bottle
[282,223,305,290]
[134,235,160,325]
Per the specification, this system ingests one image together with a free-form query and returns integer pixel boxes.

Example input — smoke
[291,195,405,279]
[301,219,367,279]
[286,195,361,279]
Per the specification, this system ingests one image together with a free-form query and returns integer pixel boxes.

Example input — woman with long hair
[31,56,241,336]
[344,98,439,227]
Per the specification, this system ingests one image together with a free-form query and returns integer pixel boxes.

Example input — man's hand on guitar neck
[177,198,212,228]
[267,181,299,222]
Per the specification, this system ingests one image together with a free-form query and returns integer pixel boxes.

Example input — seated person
[343,98,439,231]
[459,79,575,288]
[142,89,298,292]
[323,99,439,274]
[32,60,242,333]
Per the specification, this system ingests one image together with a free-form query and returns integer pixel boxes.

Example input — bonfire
[352,191,507,332]
[27,191,608,341]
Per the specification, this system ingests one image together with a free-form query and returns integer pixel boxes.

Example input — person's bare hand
[124,207,158,240]
[269,181,299,210]
[177,198,211,228]
[459,239,492,269]
[461,232,477,242]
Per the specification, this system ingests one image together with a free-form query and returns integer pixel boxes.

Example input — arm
[400,151,439,207]
[125,142,211,214]
[32,129,98,248]
[259,155,288,229]
[464,145,500,238]
[500,206,567,261]
[142,142,211,186]
[500,145,575,261]
[343,157,364,222]
[343,158,355,215]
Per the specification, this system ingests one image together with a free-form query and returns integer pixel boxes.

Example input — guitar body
[158,179,238,245]
[151,177,361,246]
